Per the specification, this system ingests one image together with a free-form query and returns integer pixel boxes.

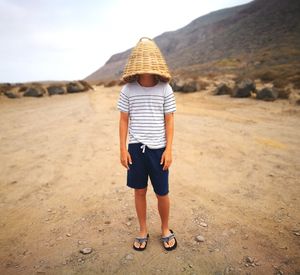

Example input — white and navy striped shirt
[117,81,176,149]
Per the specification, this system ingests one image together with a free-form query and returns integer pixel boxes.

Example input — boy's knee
[135,188,147,196]
[156,192,169,199]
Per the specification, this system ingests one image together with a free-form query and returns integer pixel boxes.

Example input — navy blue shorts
[127,143,169,196]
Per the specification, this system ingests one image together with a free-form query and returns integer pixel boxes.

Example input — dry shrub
[205,72,218,80]
[79,80,93,90]
[258,71,278,82]
[233,74,255,83]
[197,79,209,90]
[289,75,300,89]
[273,79,289,88]
[47,85,66,96]
[18,86,28,92]
[104,80,117,87]
[66,82,85,93]
[0,83,12,94]
[215,58,241,67]
[277,88,291,99]
[118,80,126,86]
[23,86,46,97]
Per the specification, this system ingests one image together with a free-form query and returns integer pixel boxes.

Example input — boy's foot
[161,229,177,251]
[133,233,149,251]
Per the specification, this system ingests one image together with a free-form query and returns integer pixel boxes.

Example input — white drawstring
[140,144,146,153]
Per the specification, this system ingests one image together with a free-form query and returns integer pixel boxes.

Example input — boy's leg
[156,194,176,248]
[146,147,175,248]
[134,187,148,248]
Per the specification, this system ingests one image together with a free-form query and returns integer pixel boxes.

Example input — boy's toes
[139,241,146,249]
[133,241,141,249]
[169,238,175,248]
[163,241,170,248]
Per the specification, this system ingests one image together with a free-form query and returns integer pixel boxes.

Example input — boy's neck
[138,74,158,87]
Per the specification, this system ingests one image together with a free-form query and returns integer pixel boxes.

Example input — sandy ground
[0,86,299,275]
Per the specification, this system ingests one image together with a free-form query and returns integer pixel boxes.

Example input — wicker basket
[122,37,171,83]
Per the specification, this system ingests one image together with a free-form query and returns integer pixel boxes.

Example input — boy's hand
[160,149,172,170]
[120,149,132,170]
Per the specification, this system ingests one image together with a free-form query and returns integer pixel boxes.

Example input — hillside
[85,0,300,83]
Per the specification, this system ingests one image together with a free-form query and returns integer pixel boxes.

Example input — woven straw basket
[122,37,171,83]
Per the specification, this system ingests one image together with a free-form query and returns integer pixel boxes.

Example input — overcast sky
[0,0,252,83]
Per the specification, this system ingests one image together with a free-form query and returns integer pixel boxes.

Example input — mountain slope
[85,0,300,83]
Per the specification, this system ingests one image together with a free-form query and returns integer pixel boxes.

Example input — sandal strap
[135,236,148,243]
[161,233,175,242]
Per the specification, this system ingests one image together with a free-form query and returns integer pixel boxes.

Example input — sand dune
[0,86,299,274]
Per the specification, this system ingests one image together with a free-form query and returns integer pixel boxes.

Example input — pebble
[80,247,93,254]
[294,232,300,236]
[242,234,249,240]
[200,222,208,227]
[125,254,134,260]
[66,233,71,237]
[224,266,234,274]
[78,258,84,262]
[126,222,131,226]
[273,269,284,275]
[195,235,205,242]
[245,256,254,264]
[229,228,236,234]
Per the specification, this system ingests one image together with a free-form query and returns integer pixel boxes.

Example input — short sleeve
[117,85,129,113]
[164,84,176,114]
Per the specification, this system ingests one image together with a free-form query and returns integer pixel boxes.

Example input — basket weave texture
[122,37,171,83]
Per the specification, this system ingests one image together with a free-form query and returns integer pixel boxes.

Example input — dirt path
[0,86,299,274]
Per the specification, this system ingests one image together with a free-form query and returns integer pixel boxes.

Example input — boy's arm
[161,112,174,170]
[119,112,132,169]
[165,113,174,151]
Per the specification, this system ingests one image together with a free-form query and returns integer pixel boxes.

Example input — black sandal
[161,229,177,251]
[133,233,149,251]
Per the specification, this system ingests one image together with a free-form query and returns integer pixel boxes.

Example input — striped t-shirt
[117,81,176,149]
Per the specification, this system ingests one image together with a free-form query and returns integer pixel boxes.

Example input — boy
[117,37,177,251]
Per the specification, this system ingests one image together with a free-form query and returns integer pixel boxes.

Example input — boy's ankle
[139,228,148,236]
[161,227,170,236]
